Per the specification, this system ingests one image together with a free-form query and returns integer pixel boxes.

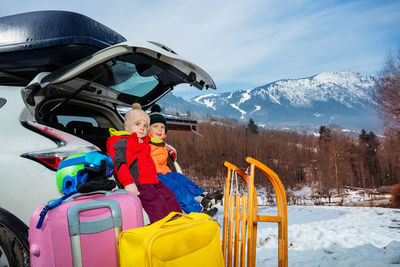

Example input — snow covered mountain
[158,71,381,132]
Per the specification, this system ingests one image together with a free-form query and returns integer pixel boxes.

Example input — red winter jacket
[106,130,159,187]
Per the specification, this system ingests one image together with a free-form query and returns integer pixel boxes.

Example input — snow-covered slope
[159,71,381,132]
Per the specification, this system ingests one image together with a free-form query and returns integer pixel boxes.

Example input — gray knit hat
[124,103,150,133]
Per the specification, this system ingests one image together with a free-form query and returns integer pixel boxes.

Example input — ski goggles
[83,151,114,177]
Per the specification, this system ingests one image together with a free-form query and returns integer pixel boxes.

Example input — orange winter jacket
[149,135,171,175]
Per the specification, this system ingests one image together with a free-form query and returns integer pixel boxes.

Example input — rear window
[0,98,6,109]
[77,54,159,97]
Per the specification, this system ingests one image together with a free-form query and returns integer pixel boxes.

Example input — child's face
[149,123,166,139]
[131,120,149,138]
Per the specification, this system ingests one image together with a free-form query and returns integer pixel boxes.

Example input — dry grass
[390,183,400,208]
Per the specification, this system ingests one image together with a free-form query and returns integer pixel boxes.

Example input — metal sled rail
[222,157,288,267]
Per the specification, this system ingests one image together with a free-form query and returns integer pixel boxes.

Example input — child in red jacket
[106,103,181,223]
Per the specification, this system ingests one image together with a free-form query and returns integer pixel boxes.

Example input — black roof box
[0,10,126,86]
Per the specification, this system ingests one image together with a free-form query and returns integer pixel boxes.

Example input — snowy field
[214,204,400,267]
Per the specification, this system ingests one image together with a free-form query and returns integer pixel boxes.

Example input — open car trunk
[24,40,214,151]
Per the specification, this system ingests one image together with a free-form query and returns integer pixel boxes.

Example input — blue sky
[1,0,400,99]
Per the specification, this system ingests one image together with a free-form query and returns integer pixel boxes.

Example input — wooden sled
[222,157,288,267]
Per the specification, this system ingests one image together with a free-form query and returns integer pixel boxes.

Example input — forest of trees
[167,119,400,195]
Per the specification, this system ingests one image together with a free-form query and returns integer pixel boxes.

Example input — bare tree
[375,50,400,131]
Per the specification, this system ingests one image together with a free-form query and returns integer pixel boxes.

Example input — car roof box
[0,10,126,86]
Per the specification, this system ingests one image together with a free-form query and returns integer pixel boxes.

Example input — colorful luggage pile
[28,152,224,267]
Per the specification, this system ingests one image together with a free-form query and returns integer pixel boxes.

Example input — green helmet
[56,151,115,194]
[56,152,86,192]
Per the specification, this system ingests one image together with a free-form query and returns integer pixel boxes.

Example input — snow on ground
[3,186,397,267]
[214,204,400,267]
[283,186,392,206]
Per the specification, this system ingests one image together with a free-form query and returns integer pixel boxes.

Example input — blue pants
[157,172,205,213]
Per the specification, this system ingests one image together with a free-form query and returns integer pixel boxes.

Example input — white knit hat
[124,103,150,133]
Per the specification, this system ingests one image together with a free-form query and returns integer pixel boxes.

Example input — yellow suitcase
[118,212,224,267]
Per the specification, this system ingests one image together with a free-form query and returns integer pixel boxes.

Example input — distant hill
[157,71,381,133]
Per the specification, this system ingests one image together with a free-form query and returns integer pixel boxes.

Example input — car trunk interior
[35,97,123,151]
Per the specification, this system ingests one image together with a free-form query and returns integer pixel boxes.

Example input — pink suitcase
[28,189,144,267]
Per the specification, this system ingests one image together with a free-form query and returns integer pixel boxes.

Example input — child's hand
[125,183,140,195]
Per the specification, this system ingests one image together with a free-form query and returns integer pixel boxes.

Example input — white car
[0,11,215,267]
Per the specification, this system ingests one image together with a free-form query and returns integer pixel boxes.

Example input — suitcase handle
[64,189,128,203]
[67,199,122,236]
[67,199,123,267]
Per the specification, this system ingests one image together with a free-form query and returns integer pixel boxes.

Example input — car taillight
[22,152,69,171]
[165,143,177,160]
[36,156,65,170]
[21,121,99,170]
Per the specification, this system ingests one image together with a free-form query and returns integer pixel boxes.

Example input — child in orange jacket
[148,105,222,216]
